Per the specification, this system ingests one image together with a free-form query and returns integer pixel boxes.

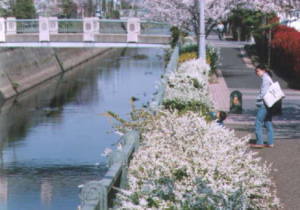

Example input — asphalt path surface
[208,35,300,210]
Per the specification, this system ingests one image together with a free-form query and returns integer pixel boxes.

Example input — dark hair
[218,111,227,122]
[265,70,273,77]
[255,65,273,77]
[255,64,266,70]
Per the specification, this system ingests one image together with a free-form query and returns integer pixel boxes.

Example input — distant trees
[228,8,271,41]
[85,0,94,17]
[60,0,78,18]
[0,0,8,16]
[0,0,36,18]
[0,0,122,18]
[35,0,61,17]
[12,0,36,18]
[0,0,14,17]
[75,0,97,17]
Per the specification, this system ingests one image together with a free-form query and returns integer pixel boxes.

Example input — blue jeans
[255,104,274,145]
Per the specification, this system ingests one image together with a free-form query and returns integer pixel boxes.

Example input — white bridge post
[93,17,100,34]
[0,18,5,42]
[83,17,95,42]
[127,18,140,43]
[39,17,50,42]
[6,17,16,35]
[49,17,58,34]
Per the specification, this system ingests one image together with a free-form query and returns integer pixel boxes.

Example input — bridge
[0,17,171,48]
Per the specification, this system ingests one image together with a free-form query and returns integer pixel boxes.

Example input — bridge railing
[78,130,141,210]
[140,21,171,35]
[4,18,170,35]
[99,19,127,34]
[0,17,171,45]
[56,19,83,33]
[15,19,39,33]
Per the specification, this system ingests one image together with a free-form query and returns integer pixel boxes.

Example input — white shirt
[256,73,273,105]
[217,24,224,32]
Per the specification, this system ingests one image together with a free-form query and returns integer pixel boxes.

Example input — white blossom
[117,143,123,151]
[113,58,281,209]
[101,148,113,157]
[140,0,291,35]
[115,131,124,136]
[164,58,212,108]
[115,111,280,209]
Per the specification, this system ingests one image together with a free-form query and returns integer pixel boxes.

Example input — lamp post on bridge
[198,0,206,60]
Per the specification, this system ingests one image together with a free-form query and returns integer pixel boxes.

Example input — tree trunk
[267,28,272,68]
[237,27,241,41]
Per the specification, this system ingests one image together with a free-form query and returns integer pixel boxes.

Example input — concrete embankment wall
[0,48,110,103]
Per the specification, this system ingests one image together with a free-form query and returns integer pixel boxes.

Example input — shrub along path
[208,34,300,210]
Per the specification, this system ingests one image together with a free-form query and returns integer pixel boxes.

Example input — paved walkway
[208,35,300,210]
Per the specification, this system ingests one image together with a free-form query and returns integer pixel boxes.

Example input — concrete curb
[149,46,179,111]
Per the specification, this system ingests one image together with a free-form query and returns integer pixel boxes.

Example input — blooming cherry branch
[141,0,291,36]
[112,57,280,209]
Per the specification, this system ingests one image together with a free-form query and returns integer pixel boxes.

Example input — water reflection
[0,48,164,209]
[0,176,7,209]
[41,178,53,205]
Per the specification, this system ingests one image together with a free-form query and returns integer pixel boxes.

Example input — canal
[0,48,165,210]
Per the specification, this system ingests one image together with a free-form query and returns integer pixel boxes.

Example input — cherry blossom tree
[141,0,291,39]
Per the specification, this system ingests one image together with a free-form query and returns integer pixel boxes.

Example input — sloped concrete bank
[0,47,111,103]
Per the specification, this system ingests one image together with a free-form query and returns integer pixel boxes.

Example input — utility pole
[199,0,206,60]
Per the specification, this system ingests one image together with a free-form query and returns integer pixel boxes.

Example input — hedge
[271,25,300,80]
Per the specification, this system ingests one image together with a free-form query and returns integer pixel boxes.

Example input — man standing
[216,22,224,40]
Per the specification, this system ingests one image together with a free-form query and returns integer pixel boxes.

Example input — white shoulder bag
[263,79,285,108]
